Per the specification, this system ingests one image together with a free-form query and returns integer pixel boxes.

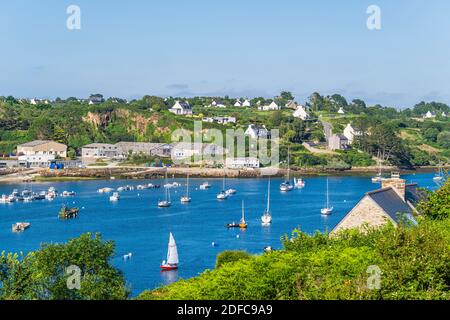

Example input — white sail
[166,232,179,265]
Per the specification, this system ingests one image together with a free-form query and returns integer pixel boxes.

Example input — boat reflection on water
[160,269,179,286]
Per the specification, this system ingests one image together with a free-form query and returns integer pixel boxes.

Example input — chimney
[381,174,406,201]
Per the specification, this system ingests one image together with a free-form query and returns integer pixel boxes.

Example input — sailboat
[433,164,444,182]
[217,174,229,200]
[180,175,191,203]
[158,171,172,207]
[239,200,248,229]
[160,232,179,271]
[372,151,383,183]
[280,146,294,192]
[293,177,305,188]
[321,178,333,215]
[261,178,272,225]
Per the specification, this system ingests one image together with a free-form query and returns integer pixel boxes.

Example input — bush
[216,251,252,269]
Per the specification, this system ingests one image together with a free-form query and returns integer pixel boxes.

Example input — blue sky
[1,0,450,107]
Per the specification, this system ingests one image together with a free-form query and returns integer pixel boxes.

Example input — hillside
[1,93,449,169]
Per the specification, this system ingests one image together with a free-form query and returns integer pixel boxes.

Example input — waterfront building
[234,100,242,107]
[337,107,345,114]
[171,142,226,161]
[81,143,122,163]
[331,176,424,235]
[17,140,67,158]
[225,157,260,169]
[18,154,55,168]
[169,101,193,115]
[115,142,172,158]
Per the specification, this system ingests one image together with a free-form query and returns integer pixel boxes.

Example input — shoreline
[0,165,447,184]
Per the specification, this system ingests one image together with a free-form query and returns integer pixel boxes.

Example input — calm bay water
[0,173,440,296]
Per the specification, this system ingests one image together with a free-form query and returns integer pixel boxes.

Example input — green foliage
[338,150,375,167]
[216,251,252,269]
[0,233,129,300]
[418,179,450,220]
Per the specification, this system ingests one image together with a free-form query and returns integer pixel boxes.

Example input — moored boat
[261,178,272,225]
[12,222,31,232]
[180,175,191,203]
[160,232,179,271]
[321,178,333,215]
[59,205,79,220]
[110,192,120,201]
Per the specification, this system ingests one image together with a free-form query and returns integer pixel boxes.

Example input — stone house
[331,176,424,235]
[328,134,349,150]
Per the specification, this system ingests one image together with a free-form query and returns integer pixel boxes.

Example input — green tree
[0,233,129,300]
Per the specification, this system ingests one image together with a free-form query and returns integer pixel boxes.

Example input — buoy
[236,235,240,239]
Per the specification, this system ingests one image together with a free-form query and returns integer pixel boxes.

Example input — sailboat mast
[242,200,245,220]
[287,146,290,181]
[267,178,271,212]
[326,178,329,208]
[186,175,189,197]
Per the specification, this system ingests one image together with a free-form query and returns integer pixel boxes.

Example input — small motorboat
[12,222,31,232]
[98,187,114,193]
[62,191,76,197]
[0,195,14,203]
[158,200,171,207]
[216,191,228,200]
[225,188,237,195]
[225,222,240,228]
[160,232,179,271]
[199,182,211,190]
[110,192,120,202]
[279,181,293,192]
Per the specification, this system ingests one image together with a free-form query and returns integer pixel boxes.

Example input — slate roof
[366,187,415,223]
[18,140,52,147]
[405,183,427,206]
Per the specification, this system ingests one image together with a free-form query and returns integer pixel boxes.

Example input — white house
[442,111,447,117]
[343,123,361,144]
[244,124,270,139]
[242,99,251,107]
[225,157,260,169]
[169,101,193,115]
[258,101,280,111]
[293,105,310,120]
[209,100,226,108]
[424,111,436,119]
[337,107,345,114]
[234,100,242,107]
